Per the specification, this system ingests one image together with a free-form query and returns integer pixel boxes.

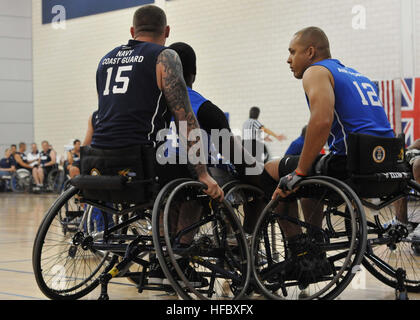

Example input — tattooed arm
[156,49,224,201]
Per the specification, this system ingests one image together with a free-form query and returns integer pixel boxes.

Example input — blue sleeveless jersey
[92,40,170,148]
[308,59,394,155]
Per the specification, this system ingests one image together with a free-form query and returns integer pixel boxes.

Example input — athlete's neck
[133,36,165,46]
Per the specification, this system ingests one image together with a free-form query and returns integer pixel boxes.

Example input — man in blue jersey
[263,26,394,280]
[166,42,265,235]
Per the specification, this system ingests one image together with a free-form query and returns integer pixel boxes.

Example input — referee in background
[242,106,286,163]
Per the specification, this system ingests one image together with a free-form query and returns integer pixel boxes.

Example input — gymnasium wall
[0,0,33,155]
[32,0,415,158]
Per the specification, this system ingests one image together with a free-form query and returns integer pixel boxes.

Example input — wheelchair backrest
[346,133,408,198]
[75,145,158,204]
[346,133,405,174]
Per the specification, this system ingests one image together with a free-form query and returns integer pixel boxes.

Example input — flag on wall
[373,80,397,132]
[400,78,420,146]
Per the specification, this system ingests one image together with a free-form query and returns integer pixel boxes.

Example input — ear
[165,25,170,38]
[307,46,315,60]
[130,26,135,38]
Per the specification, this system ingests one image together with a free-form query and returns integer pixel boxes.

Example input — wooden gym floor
[0,192,419,300]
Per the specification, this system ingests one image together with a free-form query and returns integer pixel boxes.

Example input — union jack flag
[400,78,420,146]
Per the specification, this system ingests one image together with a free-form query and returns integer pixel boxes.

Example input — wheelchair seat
[70,145,158,204]
[345,133,410,198]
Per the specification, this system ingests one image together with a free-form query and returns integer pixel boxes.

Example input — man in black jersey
[67,139,81,178]
[92,5,222,201]
[92,6,224,286]
[14,143,32,170]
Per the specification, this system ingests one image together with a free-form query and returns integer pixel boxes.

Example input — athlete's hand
[271,170,304,200]
[198,173,224,202]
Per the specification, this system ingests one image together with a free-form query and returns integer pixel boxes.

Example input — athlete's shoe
[408,224,420,242]
[382,217,413,233]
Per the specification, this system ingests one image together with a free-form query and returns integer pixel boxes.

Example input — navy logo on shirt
[372,146,386,163]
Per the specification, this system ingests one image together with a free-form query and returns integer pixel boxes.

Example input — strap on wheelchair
[351,172,412,182]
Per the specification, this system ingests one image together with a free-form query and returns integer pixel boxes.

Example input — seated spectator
[27,143,40,167]
[14,142,32,170]
[32,140,57,191]
[9,144,17,167]
[0,149,16,190]
[67,139,81,178]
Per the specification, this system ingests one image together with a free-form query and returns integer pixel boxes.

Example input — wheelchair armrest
[70,175,128,190]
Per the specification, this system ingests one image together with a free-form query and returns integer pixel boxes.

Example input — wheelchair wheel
[251,176,367,300]
[362,187,420,292]
[10,169,32,192]
[46,168,65,194]
[156,180,251,300]
[32,186,110,299]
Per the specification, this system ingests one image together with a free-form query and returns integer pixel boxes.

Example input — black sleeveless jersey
[71,151,80,166]
[92,39,171,148]
[40,149,52,165]
[15,151,28,169]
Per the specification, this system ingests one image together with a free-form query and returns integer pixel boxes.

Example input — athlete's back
[92,40,170,149]
[310,59,394,155]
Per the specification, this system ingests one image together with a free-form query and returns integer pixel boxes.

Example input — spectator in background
[27,143,39,167]
[32,140,57,191]
[0,149,16,189]
[242,106,286,163]
[9,144,17,167]
[285,125,307,156]
[67,139,81,178]
[14,142,32,170]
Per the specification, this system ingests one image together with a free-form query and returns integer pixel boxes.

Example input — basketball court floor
[0,193,419,300]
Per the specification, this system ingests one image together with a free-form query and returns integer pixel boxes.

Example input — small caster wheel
[98,294,109,300]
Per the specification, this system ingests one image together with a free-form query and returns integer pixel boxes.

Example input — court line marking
[0,267,136,287]
[0,291,45,300]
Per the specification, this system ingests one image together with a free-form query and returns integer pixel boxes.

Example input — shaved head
[133,5,167,37]
[294,27,331,60]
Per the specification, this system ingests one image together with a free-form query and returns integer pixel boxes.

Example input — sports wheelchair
[10,168,33,192]
[251,133,420,300]
[32,145,253,300]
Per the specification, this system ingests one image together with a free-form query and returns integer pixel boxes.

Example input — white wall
[0,0,33,155]
[32,0,416,158]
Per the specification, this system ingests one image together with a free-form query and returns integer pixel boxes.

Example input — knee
[264,159,280,181]
[69,166,80,178]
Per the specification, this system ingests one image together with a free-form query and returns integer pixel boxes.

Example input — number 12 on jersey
[103,65,133,96]
[353,81,382,107]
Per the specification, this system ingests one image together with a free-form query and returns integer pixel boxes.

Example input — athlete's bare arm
[82,115,94,146]
[156,49,223,201]
[296,66,335,175]
[14,153,32,169]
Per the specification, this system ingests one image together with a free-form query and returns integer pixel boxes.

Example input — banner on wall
[400,78,420,146]
[42,0,154,24]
